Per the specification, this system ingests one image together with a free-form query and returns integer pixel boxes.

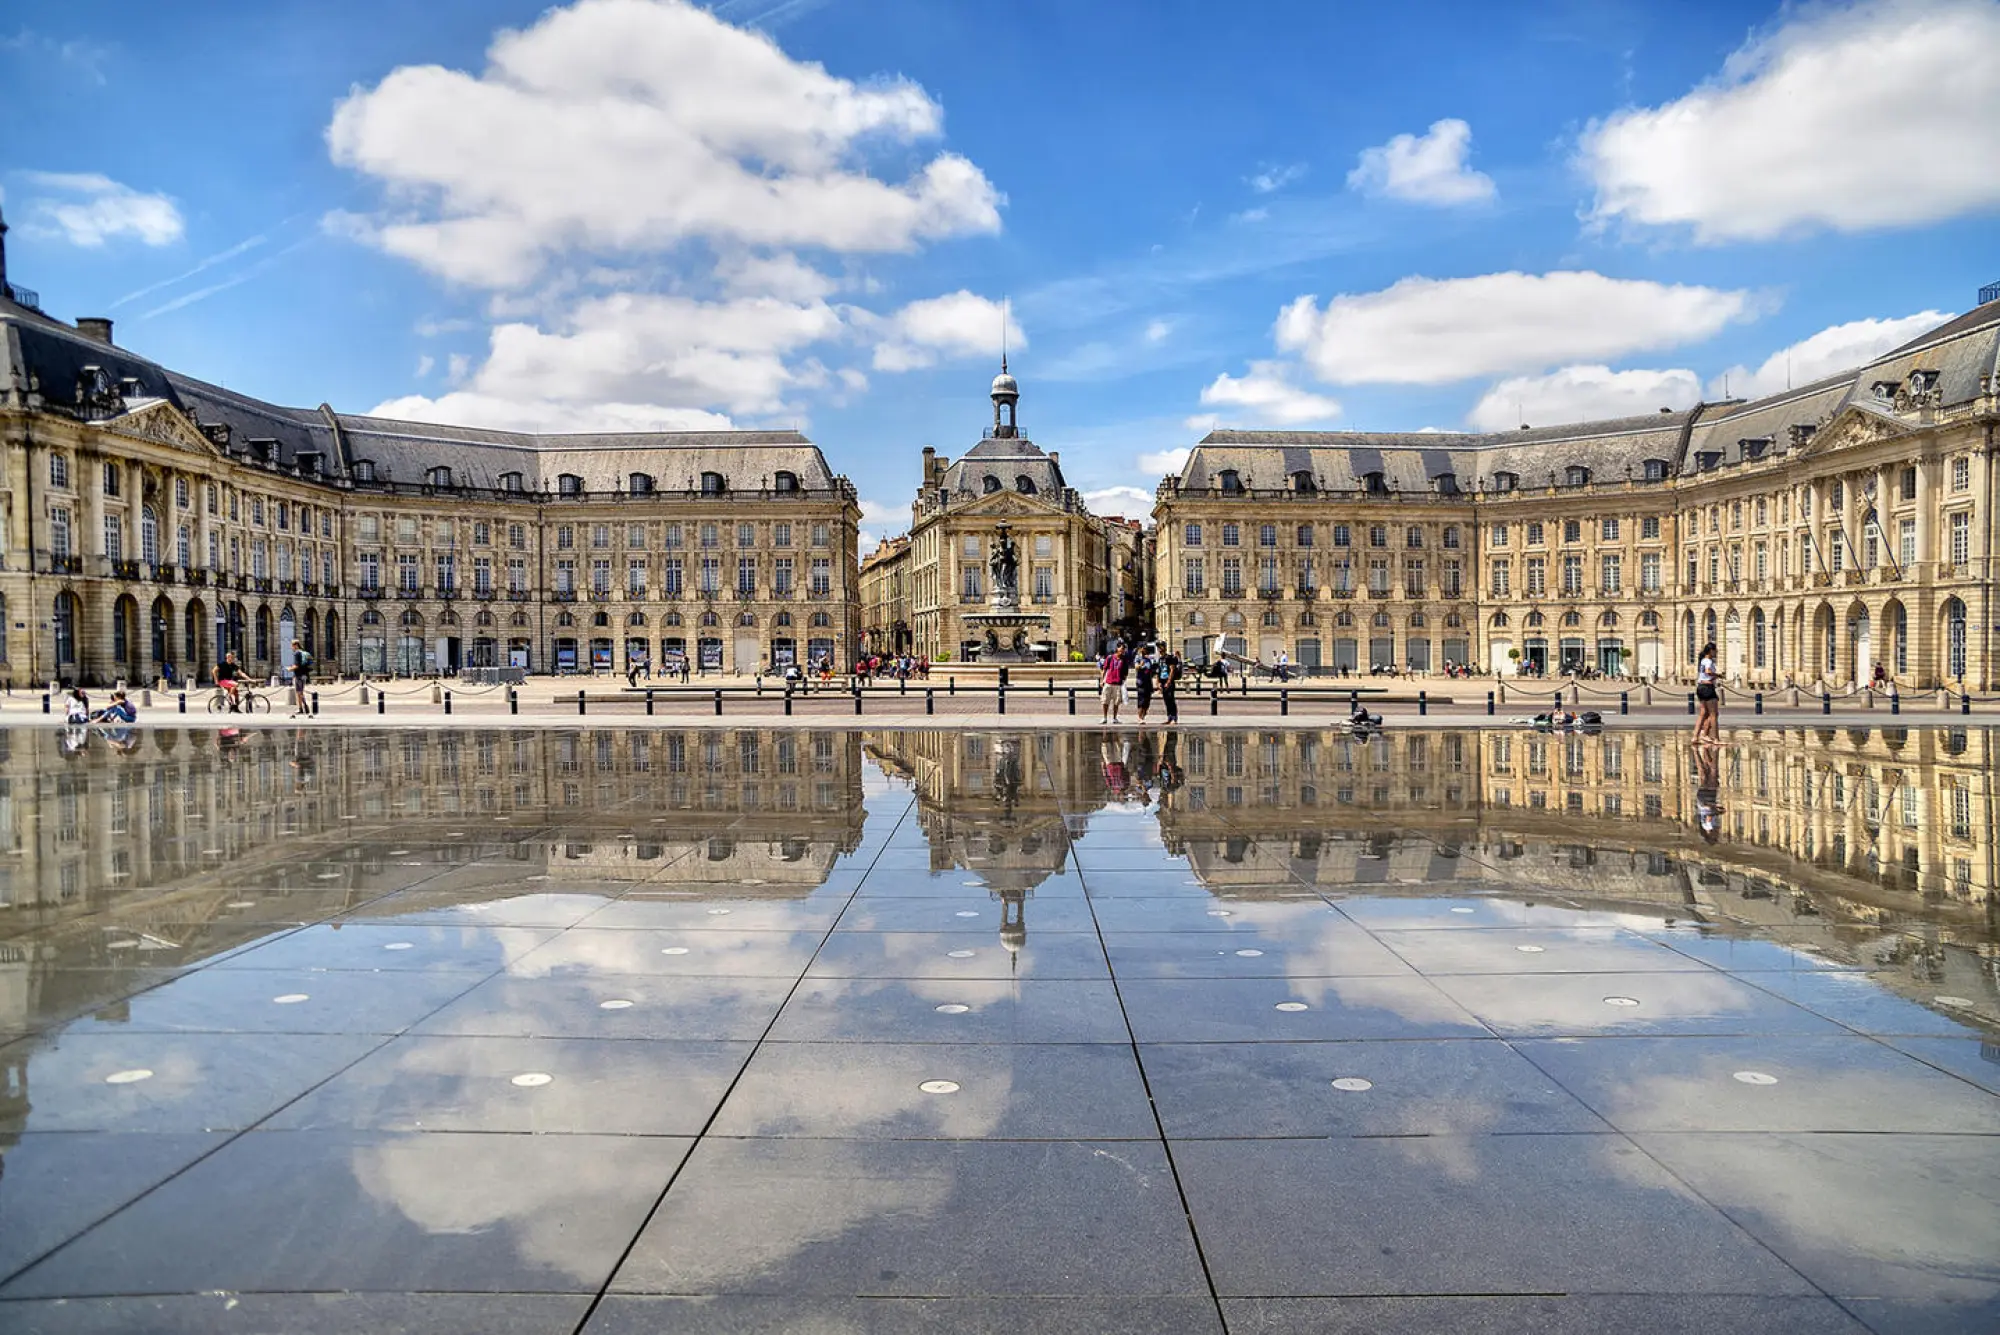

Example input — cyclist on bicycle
[215,651,244,713]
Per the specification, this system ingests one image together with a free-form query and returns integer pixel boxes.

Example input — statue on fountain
[988,524,1021,608]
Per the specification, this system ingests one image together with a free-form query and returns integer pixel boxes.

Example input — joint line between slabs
[565,792,919,1335]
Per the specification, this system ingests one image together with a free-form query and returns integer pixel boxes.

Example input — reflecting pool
[0,725,1995,1332]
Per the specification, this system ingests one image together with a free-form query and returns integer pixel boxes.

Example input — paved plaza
[0,723,1995,1333]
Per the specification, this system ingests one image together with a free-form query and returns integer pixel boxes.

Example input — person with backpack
[1156,643,1182,726]
[1097,640,1127,725]
[288,640,314,717]
[1132,643,1159,723]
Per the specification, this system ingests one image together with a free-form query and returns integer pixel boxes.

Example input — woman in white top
[1693,641,1721,743]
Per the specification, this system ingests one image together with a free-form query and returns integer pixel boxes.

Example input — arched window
[1015,475,1037,495]
[1892,602,1908,675]
[1490,612,1509,628]
[736,612,756,627]
[1599,611,1619,627]
[628,473,655,494]
[558,474,584,496]
[700,472,726,495]
[426,466,454,488]
[1292,471,1316,493]
[810,611,832,628]
[775,611,793,627]
[982,474,1002,494]
[700,610,719,628]
[499,471,524,492]
[1945,598,1968,679]
[1360,471,1387,496]
[1703,609,1718,650]
[256,605,272,662]
[627,612,647,626]
[773,471,799,494]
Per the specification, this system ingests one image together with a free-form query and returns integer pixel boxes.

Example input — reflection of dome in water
[1000,920,1026,952]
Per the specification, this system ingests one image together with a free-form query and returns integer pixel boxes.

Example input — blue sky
[6,0,1999,541]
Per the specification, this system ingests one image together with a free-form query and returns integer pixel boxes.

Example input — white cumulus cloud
[1468,365,1701,432]
[20,171,183,247]
[1248,162,1307,194]
[1347,119,1495,206]
[1708,310,1953,399]
[1192,360,1341,427]
[1137,447,1193,474]
[1082,485,1156,518]
[366,391,733,434]
[326,0,1001,287]
[1274,270,1758,385]
[856,497,907,547]
[868,291,1023,372]
[1580,0,2000,242]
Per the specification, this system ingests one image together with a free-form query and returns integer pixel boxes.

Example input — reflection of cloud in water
[1445,972,1780,1031]
[350,1136,666,1281]
[1635,1136,2000,1298]
[505,928,807,978]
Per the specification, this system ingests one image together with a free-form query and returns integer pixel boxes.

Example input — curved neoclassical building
[1152,300,2000,691]
[0,229,859,686]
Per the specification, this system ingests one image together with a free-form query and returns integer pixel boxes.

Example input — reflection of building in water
[1150,725,1999,1018]
[0,727,864,1036]
[864,730,1113,951]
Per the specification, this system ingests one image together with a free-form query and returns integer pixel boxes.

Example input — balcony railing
[359,586,384,600]
[551,590,577,602]
[112,559,141,580]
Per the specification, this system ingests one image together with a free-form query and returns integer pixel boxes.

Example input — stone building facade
[0,251,858,686]
[1151,301,2000,691]
[861,368,1131,663]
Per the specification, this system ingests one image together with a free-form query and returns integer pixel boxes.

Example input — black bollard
[509,689,519,716]
[311,691,319,717]
[443,690,452,716]
[378,691,386,715]
[713,689,723,716]
[853,688,863,716]
[784,693,793,716]
[926,688,935,716]
[1821,692,1831,716]
[1891,692,1900,715]
[1418,690,1427,717]
[1046,676,1054,696]
[1067,688,1076,716]
[1962,691,1972,716]
[1281,689,1290,717]
[646,689,655,716]
[1619,691,1629,716]
[1209,689,1219,717]
[578,689,586,716]
[41,692,49,714]
[997,685,1007,716]
[178,692,187,714]
[1486,690,1495,716]
[1686,693,1696,715]
[1554,692,1563,711]
[948,678,956,696]
[1754,692,1763,715]
[901,677,908,695]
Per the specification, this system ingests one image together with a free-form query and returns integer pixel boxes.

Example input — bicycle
[207,685,271,714]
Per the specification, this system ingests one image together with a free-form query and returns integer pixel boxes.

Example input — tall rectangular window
[810,557,831,596]
[1950,512,1970,564]
[436,553,456,591]
[1599,554,1621,594]
[662,558,683,596]
[774,557,793,597]
[1403,560,1424,597]
[1222,557,1244,596]
[737,556,756,596]
[1899,518,1916,566]
[474,556,493,596]
[699,556,720,594]
[1033,566,1054,600]
[1490,559,1510,596]
[398,553,419,591]
[1641,553,1660,591]
[627,559,646,596]
[360,552,380,590]
[507,557,526,594]
[1183,522,1202,547]
[1183,557,1205,595]
[1562,555,1583,594]
[555,559,575,594]
[1441,559,1461,597]
[1526,557,1546,596]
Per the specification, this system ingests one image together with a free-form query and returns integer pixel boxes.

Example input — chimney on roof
[76,317,114,345]
[1659,406,1673,414]
[1048,450,1060,468]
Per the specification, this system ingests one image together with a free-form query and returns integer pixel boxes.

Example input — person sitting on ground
[62,681,91,724]
[1349,697,1382,728]
[91,689,138,724]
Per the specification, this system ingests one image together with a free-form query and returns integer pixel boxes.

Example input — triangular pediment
[952,490,1062,519]
[1795,404,1911,459]
[104,400,227,459]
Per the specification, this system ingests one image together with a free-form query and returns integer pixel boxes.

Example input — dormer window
[1740,437,1770,461]
[1642,458,1670,482]
[1789,424,1817,448]
[1565,466,1590,487]
[499,471,523,492]
[1015,474,1037,495]
[1218,469,1243,494]
[1292,470,1316,493]
[1433,472,1458,495]
[1871,380,1898,400]
[354,460,377,483]
[1697,451,1722,472]
[699,471,726,495]
[297,452,321,478]
[628,472,655,494]
[426,465,454,489]
[983,474,1002,494]
[558,473,584,496]
[1492,471,1518,493]
[1360,471,1387,496]
[773,470,798,494]
[248,438,275,464]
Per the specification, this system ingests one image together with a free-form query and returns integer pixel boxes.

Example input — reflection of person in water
[1693,744,1724,844]
[1153,731,1184,811]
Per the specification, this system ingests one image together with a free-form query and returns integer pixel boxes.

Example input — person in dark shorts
[1156,643,1181,726]
[1694,640,1720,744]
[288,640,313,717]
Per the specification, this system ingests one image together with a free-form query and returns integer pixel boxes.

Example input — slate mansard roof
[1,292,847,496]
[1172,300,2000,496]
[937,435,1070,499]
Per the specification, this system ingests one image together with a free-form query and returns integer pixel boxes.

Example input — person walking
[1097,641,1126,725]
[1157,643,1181,726]
[1694,640,1721,744]
[287,639,313,717]
[1132,643,1158,723]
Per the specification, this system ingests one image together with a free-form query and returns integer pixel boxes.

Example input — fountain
[961,521,1051,663]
